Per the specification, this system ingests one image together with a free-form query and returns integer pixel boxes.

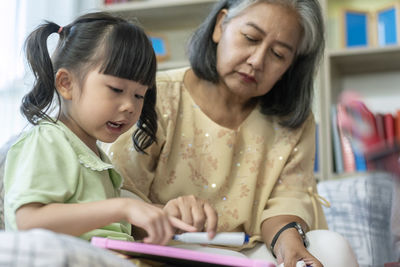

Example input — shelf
[103,0,217,10]
[328,45,400,74]
[324,45,400,179]
[101,0,400,181]
[101,0,217,27]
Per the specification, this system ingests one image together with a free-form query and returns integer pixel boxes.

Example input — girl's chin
[99,133,119,144]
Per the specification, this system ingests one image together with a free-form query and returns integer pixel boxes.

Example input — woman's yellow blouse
[106,67,328,248]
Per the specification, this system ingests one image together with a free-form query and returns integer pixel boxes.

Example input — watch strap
[270,222,308,258]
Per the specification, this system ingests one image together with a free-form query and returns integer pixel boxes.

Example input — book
[351,101,381,149]
[345,100,380,170]
[91,237,275,267]
[384,113,395,146]
[375,113,386,145]
[336,104,356,173]
[314,124,319,173]
[331,106,344,173]
[395,110,400,143]
[352,143,367,171]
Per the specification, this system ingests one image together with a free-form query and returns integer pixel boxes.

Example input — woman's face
[212,2,302,100]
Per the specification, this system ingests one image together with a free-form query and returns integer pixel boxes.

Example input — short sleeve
[261,114,327,230]
[4,125,80,230]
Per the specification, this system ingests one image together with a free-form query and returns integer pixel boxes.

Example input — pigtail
[133,85,158,153]
[21,21,61,125]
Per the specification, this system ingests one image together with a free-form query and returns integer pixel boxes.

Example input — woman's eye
[244,34,257,42]
[272,50,284,59]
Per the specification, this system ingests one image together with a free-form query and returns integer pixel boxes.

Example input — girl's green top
[4,120,132,241]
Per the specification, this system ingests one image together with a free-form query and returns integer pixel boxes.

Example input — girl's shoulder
[5,121,75,167]
[12,121,65,148]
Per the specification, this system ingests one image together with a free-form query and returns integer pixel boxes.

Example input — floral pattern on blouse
[107,68,328,248]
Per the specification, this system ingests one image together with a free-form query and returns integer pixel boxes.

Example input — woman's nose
[247,47,266,70]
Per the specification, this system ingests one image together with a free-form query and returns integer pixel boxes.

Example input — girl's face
[212,2,302,100]
[59,67,148,151]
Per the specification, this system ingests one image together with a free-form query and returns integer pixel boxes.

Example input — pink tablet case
[91,237,275,267]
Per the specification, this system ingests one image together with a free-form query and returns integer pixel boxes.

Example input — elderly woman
[106,0,358,266]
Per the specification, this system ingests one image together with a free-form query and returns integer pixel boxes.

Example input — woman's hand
[262,215,323,267]
[123,198,197,245]
[163,195,218,239]
[273,228,322,267]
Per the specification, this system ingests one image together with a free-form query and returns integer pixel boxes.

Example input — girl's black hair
[22,12,157,152]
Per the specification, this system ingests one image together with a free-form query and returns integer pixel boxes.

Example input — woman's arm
[16,198,196,245]
[261,215,322,267]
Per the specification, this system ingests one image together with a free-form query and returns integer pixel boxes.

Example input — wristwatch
[270,222,309,258]
[293,222,309,248]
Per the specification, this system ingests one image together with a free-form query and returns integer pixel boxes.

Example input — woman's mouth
[238,72,257,83]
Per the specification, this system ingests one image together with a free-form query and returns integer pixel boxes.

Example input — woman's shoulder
[276,110,316,131]
[154,67,190,117]
[156,67,189,84]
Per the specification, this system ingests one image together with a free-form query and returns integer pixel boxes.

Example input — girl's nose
[121,98,135,114]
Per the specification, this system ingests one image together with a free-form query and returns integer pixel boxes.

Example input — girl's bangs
[100,24,157,87]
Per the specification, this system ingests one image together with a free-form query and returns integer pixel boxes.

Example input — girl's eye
[110,87,123,93]
[135,94,145,100]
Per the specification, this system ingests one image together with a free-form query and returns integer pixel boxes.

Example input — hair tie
[58,26,63,34]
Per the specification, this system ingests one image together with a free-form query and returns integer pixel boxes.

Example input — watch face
[294,223,303,233]
[295,223,309,248]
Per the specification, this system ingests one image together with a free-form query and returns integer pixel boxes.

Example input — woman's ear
[55,68,74,100]
[212,9,228,43]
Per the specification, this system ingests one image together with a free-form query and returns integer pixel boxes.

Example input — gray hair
[187,0,325,128]
[225,0,321,56]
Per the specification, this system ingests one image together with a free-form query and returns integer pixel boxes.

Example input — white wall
[0,0,99,147]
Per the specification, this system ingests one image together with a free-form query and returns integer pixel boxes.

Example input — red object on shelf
[365,141,400,178]
[338,92,400,178]
[384,113,395,146]
[395,110,400,143]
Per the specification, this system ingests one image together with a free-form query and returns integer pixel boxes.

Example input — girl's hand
[163,195,218,239]
[123,199,196,245]
[274,229,323,267]
[15,199,195,244]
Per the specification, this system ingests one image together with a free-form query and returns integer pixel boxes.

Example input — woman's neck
[184,69,257,130]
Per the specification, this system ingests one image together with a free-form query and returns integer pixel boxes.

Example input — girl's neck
[59,115,100,157]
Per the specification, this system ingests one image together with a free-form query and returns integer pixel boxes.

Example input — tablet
[91,237,275,267]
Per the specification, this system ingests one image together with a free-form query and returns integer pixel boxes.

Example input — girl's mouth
[107,121,122,129]
[107,121,125,134]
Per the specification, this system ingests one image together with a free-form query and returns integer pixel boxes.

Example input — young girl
[3,12,195,245]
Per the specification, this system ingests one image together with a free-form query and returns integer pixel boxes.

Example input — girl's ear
[55,68,74,100]
[212,9,228,43]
